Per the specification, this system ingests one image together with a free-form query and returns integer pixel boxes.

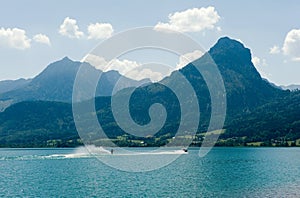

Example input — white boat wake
[0,146,188,161]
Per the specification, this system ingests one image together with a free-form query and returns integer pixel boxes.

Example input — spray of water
[0,146,188,161]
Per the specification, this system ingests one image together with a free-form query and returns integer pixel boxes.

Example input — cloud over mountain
[176,50,204,69]
[83,54,172,82]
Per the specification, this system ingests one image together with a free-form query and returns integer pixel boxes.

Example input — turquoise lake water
[1,147,300,197]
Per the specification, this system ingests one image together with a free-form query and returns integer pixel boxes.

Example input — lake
[0,147,300,197]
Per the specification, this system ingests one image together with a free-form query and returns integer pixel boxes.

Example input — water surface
[0,147,299,197]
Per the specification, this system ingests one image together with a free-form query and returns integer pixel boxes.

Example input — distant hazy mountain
[0,78,31,94]
[0,57,150,109]
[281,84,300,91]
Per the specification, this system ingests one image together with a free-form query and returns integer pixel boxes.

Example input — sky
[0,0,299,85]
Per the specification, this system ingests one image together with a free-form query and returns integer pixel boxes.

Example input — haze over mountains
[0,78,31,94]
[0,57,150,110]
[0,37,299,147]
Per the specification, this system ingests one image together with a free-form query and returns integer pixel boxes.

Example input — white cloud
[84,50,205,82]
[252,56,260,66]
[83,54,140,73]
[252,56,270,79]
[83,54,139,74]
[87,23,113,40]
[282,29,300,61]
[83,54,107,70]
[0,27,31,50]
[269,45,280,54]
[33,34,51,46]
[177,50,204,69]
[154,7,220,33]
[216,26,222,32]
[126,68,164,82]
[59,17,84,38]
[252,56,267,67]
[109,59,141,75]
[83,54,172,82]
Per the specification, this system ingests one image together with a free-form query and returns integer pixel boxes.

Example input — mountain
[207,37,285,112]
[113,37,286,136]
[0,100,78,147]
[0,78,31,94]
[0,57,150,109]
[263,78,283,90]
[0,37,298,147]
[223,91,300,145]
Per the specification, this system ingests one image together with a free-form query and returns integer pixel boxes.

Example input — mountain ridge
[0,37,298,147]
[0,78,31,94]
[0,57,150,109]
